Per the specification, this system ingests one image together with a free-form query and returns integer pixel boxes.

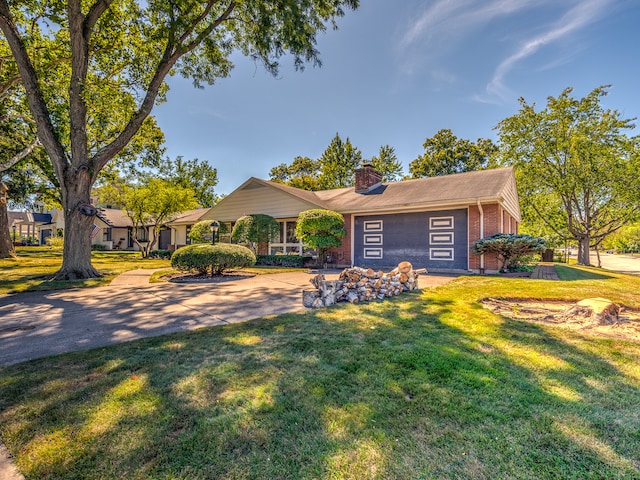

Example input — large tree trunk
[577,236,591,266]
[0,182,16,259]
[54,178,101,279]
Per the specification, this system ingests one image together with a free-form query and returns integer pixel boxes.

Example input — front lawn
[1,268,640,478]
[0,247,172,294]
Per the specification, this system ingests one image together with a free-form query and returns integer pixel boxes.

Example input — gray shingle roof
[250,167,520,220]
[317,167,519,216]
[96,208,135,227]
[170,208,210,224]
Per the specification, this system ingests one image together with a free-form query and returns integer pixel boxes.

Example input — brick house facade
[187,166,520,273]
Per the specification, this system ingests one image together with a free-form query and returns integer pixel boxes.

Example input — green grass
[2,269,640,478]
[0,247,171,294]
[555,264,615,281]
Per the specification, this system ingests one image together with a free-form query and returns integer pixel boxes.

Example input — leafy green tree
[409,129,497,178]
[318,133,362,189]
[370,144,404,182]
[601,222,640,253]
[269,156,320,191]
[0,45,42,258]
[472,233,546,273]
[495,86,640,266]
[156,156,219,208]
[0,0,358,279]
[295,209,346,265]
[270,138,403,191]
[100,178,198,258]
[231,214,279,253]
[189,219,227,244]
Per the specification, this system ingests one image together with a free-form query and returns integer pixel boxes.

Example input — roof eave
[336,195,521,220]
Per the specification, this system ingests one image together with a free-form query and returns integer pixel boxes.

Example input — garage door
[353,209,468,270]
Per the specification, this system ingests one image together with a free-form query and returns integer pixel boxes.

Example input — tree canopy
[495,86,640,265]
[370,145,404,183]
[152,156,219,208]
[269,135,404,190]
[317,133,363,189]
[0,0,358,278]
[409,129,497,178]
[99,178,198,257]
[269,156,320,191]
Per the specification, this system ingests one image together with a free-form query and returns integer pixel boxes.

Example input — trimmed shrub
[46,236,64,248]
[295,209,346,265]
[472,233,546,272]
[255,254,312,267]
[189,220,228,244]
[171,243,256,276]
[91,244,107,251]
[149,249,173,259]
[231,214,279,253]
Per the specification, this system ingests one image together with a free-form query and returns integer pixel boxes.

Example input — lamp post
[210,221,219,245]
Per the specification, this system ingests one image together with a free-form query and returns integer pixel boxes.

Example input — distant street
[589,252,640,276]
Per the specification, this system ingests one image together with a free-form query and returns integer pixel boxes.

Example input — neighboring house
[167,208,211,248]
[181,165,520,273]
[46,207,149,251]
[8,211,53,245]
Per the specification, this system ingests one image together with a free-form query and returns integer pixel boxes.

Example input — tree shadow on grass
[1,292,640,478]
[555,265,614,281]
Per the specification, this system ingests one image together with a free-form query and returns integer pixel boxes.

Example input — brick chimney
[355,163,382,193]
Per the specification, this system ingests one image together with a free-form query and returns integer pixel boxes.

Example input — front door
[159,227,171,250]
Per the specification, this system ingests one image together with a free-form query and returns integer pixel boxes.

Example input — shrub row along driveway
[0,270,456,366]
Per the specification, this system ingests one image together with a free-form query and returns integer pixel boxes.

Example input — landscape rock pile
[303,261,426,308]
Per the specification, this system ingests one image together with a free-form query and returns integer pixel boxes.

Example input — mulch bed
[167,272,256,284]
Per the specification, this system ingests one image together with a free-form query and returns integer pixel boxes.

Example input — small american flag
[91,224,100,239]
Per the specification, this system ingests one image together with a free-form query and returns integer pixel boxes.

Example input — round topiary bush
[171,243,256,276]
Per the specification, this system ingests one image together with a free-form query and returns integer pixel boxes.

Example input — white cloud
[400,0,534,49]
[399,0,617,101]
[486,0,613,101]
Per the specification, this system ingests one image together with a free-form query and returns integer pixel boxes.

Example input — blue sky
[153,0,640,195]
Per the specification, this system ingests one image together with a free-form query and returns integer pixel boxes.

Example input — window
[136,227,148,242]
[103,227,112,242]
[185,224,192,245]
[286,221,298,243]
[269,220,303,255]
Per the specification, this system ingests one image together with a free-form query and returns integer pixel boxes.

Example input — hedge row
[255,254,312,267]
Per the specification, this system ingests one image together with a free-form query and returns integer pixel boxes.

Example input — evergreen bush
[171,243,256,276]
[472,233,546,272]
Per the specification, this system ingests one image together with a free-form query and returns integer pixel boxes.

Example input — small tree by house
[231,214,279,253]
[295,209,346,266]
[472,233,546,273]
[189,220,227,244]
[100,178,198,257]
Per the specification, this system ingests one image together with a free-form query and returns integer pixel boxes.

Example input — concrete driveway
[590,252,640,276]
[0,270,457,366]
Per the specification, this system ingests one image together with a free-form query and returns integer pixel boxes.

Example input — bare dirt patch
[480,297,640,341]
